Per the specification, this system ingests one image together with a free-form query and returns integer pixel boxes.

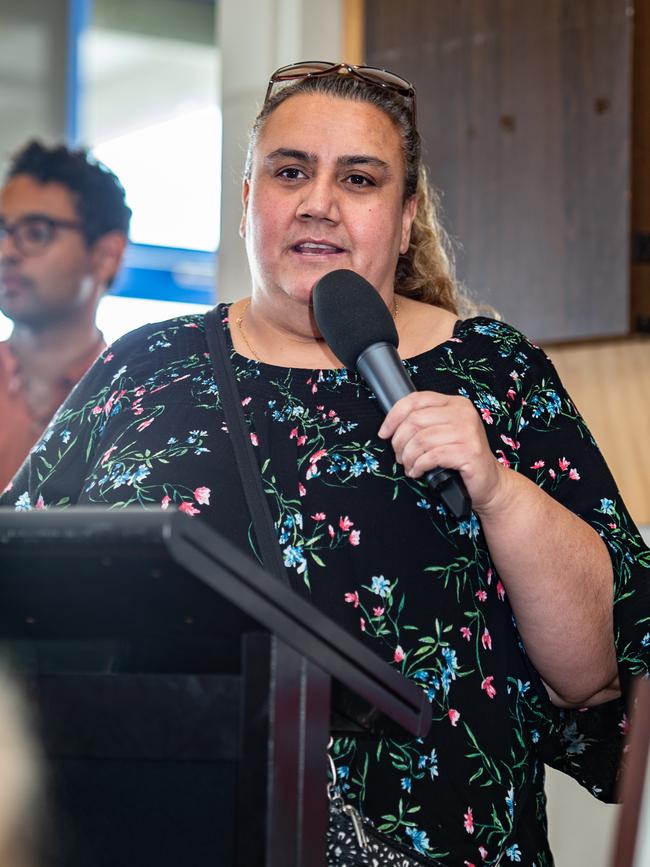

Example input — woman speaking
[3,61,649,865]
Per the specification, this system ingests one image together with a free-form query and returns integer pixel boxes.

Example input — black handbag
[205,306,430,866]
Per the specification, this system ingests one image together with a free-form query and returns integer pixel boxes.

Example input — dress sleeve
[492,330,650,802]
[0,339,137,510]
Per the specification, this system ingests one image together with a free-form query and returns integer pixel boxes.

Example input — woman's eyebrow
[264,149,390,171]
[264,148,316,166]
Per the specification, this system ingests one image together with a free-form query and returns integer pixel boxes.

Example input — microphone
[312,269,472,520]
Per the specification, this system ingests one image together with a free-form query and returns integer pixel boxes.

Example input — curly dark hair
[6,139,131,246]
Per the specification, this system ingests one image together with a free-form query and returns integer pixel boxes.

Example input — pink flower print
[250,432,259,446]
[569,468,580,480]
[373,607,385,617]
[349,530,361,546]
[194,486,211,505]
[134,387,146,398]
[548,468,556,479]
[311,383,318,394]
[464,862,476,867]
[296,435,307,446]
[92,405,103,415]
[328,409,336,418]
[448,709,460,727]
[460,626,472,641]
[161,495,171,510]
[103,352,114,363]
[339,515,354,531]
[480,407,493,424]
[495,450,510,468]
[481,676,496,698]
[393,645,405,663]
[496,581,506,601]
[328,524,335,538]
[344,591,360,608]
[101,446,117,465]
[608,522,617,529]
[464,807,474,834]
[486,568,493,585]
[360,617,366,632]
[290,427,298,439]
[506,387,516,401]
[310,449,328,465]
[475,590,487,602]
[136,418,154,432]
[311,512,326,521]
[531,460,545,469]
[35,495,45,510]
[500,435,520,450]
[479,846,488,860]
[510,370,519,380]
[179,501,200,517]
[558,457,570,471]
[241,396,252,406]
[298,482,307,497]
[481,628,492,650]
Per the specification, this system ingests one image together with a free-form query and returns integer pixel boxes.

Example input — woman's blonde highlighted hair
[245,70,470,315]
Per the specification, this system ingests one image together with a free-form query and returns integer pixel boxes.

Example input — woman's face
[241,92,416,311]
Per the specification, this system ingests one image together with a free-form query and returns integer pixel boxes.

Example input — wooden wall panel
[546,338,650,524]
[632,0,650,327]
[364,0,632,343]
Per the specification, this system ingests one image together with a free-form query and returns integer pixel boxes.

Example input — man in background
[0,140,131,491]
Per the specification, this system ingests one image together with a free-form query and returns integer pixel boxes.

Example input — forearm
[477,464,619,707]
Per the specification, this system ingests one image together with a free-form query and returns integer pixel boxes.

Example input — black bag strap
[204,306,290,585]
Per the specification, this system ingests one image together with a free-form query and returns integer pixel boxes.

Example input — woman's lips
[291,241,345,255]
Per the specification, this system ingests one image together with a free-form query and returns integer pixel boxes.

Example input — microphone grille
[312,269,398,368]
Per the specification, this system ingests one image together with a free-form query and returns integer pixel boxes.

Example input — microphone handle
[356,343,472,520]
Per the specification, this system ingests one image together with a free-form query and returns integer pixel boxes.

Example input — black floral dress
[3,305,649,866]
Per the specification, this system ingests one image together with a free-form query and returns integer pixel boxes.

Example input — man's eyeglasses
[265,61,417,124]
[0,214,85,256]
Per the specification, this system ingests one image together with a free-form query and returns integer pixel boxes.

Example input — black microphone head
[312,269,398,368]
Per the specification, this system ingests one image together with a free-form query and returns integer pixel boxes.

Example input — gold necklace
[234,297,400,363]
[235,300,260,361]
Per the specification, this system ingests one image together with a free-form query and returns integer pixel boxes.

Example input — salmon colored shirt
[0,336,105,492]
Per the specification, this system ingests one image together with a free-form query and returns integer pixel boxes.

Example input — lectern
[0,508,430,867]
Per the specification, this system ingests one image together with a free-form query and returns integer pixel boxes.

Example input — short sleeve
[497,332,650,801]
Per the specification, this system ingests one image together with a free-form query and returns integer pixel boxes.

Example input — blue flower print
[283,544,306,574]
[506,843,522,862]
[370,575,391,597]
[405,827,430,854]
[14,492,32,511]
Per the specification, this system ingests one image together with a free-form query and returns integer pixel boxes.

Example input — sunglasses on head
[265,61,417,124]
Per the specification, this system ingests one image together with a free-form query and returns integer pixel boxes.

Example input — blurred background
[0,0,649,862]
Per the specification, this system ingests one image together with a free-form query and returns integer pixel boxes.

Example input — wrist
[474,461,518,519]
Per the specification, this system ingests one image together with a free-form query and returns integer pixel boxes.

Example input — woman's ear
[240,180,250,239]
[399,195,417,255]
